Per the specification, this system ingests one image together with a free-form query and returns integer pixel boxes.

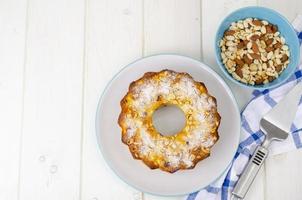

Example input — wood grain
[81,0,143,199]
[257,2,302,200]
[202,0,265,200]
[144,0,201,59]
[201,0,256,109]
[0,0,302,200]
[18,0,85,199]
[245,166,265,200]
[265,149,302,200]
[0,0,27,199]
[143,0,201,199]
[260,0,302,22]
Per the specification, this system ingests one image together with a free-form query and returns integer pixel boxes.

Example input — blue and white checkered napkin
[187,15,302,200]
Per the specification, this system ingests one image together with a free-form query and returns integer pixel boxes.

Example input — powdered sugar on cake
[119,70,220,172]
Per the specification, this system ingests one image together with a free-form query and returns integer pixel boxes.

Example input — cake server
[232,82,302,200]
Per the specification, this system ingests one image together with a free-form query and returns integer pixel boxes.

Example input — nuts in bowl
[215,7,300,89]
[220,18,290,85]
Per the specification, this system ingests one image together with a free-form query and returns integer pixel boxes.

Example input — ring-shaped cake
[118,70,221,173]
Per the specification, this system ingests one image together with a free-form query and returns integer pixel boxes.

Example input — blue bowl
[215,6,300,90]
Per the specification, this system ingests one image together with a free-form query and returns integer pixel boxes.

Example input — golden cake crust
[118,69,221,173]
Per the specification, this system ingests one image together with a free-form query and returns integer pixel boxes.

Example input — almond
[250,63,258,71]
[273,42,282,48]
[271,25,278,33]
[234,58,244,67]
[260,34,266,40]
[265,25,273,34]
[224,30,235,36]
[267,51,274,60]
[250,53,261,59]
[237,41,245,49]
[261,26,266,34]
[226,59,235,68]
[252,20,263,26]
[255,77,264,85]
[243,40,249,45]
[243,54,253,64]
[250,34,260,41]
[265,46,274,52]
[220,19,289,86]
[252,42,259,53]
[235,67,243,78]
[265,38,274,46]
[268,76,275,82]
[226,35,235,41]
[275,65,283,72]
[281,54,288,62]
[282,45,289,51]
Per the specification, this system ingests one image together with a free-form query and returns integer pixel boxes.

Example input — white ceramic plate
[96,55,240,196]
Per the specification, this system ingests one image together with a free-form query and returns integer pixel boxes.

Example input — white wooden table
[1,0,302,200]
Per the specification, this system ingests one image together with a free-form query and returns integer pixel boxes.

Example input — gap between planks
[17,0,30,199]
[79,0,88,198]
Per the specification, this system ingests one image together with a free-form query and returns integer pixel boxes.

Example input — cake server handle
[232,145,268,199]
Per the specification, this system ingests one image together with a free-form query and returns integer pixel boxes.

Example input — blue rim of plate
[95,54,241,196]
[215,6,300,90]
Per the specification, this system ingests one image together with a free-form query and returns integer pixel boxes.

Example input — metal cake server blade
[232,82,302,200]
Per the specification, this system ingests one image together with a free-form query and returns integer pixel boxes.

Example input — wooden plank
[201,0,256,70]
[259,0,302,22]
[81,0,143,200]
[265,150,302,200]
[202,1,265,200]
[257,2,302,200]
[245,166,265,200]
[18,0,85,199]
[0,0,27,199]
[144,0,201,59]
[143,0,201,199]
[201,0,257,109]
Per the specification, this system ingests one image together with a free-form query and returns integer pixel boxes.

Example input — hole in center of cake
[152,104,186,136]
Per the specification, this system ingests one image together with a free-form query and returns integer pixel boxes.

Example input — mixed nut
[220,18,290,85]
